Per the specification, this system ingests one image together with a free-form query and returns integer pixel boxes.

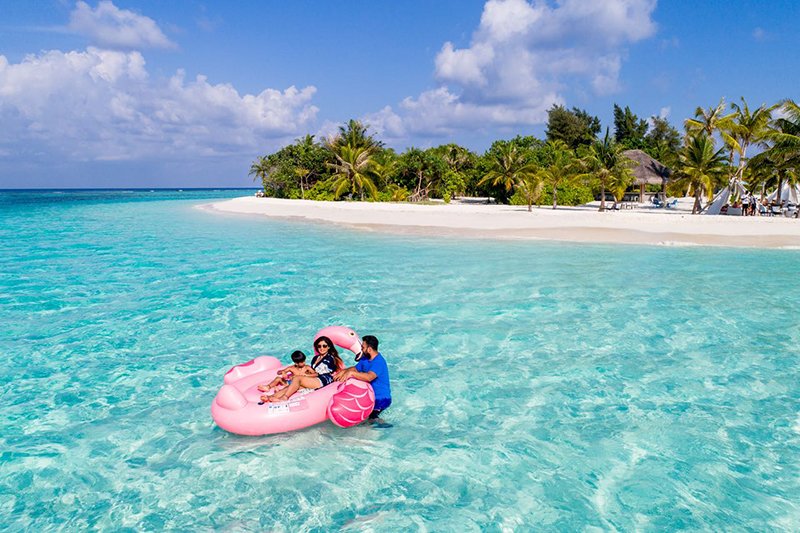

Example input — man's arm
[334,366,377,382]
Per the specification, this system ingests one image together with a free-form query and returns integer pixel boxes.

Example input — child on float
[258,350,316,401]
[264,336,343,402]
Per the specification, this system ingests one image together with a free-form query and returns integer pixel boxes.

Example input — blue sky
[1,0,798,188]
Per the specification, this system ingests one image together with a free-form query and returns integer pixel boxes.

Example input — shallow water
[1,190,799,530]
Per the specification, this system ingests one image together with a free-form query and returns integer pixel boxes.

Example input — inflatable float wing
[211,326,375,436]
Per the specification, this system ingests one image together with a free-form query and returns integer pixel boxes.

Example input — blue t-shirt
[356,353,391,401]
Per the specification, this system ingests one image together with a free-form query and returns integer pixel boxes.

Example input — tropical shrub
[539,183,594,206]
[305,179,336,201]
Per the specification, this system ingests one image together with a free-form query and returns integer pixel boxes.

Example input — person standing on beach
[335,335,392,420]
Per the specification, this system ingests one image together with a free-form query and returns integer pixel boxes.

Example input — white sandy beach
[202,196,800,249]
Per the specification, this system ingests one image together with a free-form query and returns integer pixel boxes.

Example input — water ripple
[1,191,799,529]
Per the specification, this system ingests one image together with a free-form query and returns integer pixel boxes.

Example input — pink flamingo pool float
[211,326,375,435]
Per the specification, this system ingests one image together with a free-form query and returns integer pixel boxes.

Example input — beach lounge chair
[665,199,678,209]
[652,197,664,208]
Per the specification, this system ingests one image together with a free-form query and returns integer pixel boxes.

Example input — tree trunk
[415,170,424,201]
[599,183,606,211]
[552,184,558,209]
[528,198,532,212]
[735,142,749,182]
[300,175,305,199]
[692,189,701,214]
[775,171,784,206]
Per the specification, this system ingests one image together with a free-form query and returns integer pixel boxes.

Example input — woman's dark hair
[291,350,306,364]
[362,335,379,351]
[314,335,343,370]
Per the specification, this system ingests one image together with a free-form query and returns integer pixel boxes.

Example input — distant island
[250,99,800,215]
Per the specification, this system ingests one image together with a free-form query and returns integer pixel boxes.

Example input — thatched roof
[622,149,671,186]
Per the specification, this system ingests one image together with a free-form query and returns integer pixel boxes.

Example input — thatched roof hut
[622,149,671,186]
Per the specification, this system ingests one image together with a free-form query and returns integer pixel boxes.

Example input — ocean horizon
[2,189,799,530]
[0,188,259,191]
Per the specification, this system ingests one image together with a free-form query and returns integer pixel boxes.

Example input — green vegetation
[675,134,727,214]
[546,105,601,148]
[251,99,800,213]
[581,129,636,211]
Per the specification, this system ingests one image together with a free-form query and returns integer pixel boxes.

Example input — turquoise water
[1,190,799,531]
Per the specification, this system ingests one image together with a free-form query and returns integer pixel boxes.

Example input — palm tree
[754,99,800,202]
[725,98,774,185]
[743,159,775,200]
[685,98,735,140]
[327,144,377,200]
[538,140,580,209]
[248,156,271,192]
[438,144,475,198]
[328,119,382,152]
[441,144,473,172]
[478,144,537,195]
[370,152,398,190]
[293,134,320,199]
[515,173,543,212]
[582,129,634,211]
[608,173,631,206]
[676,134,727,213]
[386,183,410,202]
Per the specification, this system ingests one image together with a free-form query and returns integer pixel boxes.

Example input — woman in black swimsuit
[267,336,343,402]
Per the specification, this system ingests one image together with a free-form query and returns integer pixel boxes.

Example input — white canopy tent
[766,182,800,204]
[704,180,747,215]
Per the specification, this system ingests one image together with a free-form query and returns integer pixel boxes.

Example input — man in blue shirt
[335,335,391,420]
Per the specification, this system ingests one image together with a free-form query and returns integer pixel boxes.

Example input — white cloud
[752,27,766,42]
[435,42,493,87]
[364,87,563,144]
[0,48,318,161]
[360,107,407,140]
[439,0,657,100]
[68,1,175,49]
[365,0,657,142]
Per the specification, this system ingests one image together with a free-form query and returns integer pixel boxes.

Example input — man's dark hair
[291,350,306,363]
[362,335,379,351]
